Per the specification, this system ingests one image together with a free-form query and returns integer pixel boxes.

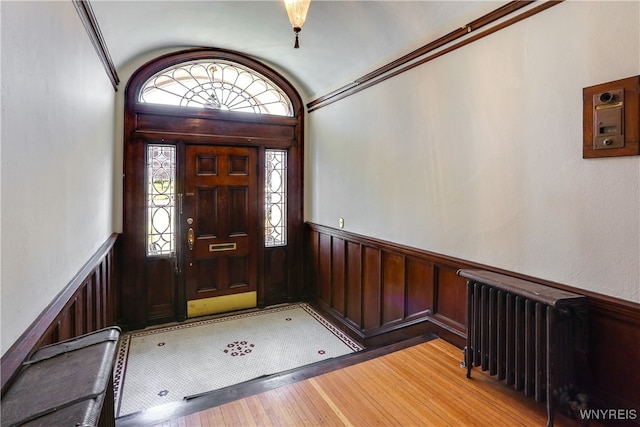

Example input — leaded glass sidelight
[265,150,287,247]
[139,61,293,116]
[147,145,176,256]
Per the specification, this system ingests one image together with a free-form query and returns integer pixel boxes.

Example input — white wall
[307,1,640,303]
[1,1,116,356]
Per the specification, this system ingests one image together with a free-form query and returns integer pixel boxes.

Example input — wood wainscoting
[306,223,469,348]
[1,233,120,396]
[305,222,640,418]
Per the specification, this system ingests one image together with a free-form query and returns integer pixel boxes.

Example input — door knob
[187,227,194,251]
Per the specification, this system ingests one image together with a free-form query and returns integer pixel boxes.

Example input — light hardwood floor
[150,338,582,426]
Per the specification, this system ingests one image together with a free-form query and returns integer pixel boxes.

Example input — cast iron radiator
[457,269,587,427]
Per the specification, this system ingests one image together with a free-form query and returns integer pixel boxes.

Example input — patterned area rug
[113,303,362,417]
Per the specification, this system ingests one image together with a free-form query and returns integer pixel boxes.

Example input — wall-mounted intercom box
[583,75,640,158]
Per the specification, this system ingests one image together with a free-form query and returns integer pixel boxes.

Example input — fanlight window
[139,60,293,116]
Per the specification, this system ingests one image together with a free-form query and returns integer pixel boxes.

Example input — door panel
[184,145,258,315]
[147,257,176,321]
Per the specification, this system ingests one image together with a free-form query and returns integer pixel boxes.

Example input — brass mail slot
[595,101,623,110]
[209,243,236,252]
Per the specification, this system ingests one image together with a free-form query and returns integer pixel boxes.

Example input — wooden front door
[122,49,305,329]
[183,145,258,317]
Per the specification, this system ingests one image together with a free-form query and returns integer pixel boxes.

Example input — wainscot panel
[264,246,289,306]
[305,222,640,418]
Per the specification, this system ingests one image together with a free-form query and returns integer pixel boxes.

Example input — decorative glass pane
[147,145,176,256]
[265,150,287,247]
[139,61,293,117]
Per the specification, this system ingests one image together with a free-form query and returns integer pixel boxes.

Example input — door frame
[120,48,305,330]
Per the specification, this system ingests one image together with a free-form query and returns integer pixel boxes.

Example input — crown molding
[73,0,120,91]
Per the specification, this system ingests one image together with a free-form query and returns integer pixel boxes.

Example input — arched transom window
[139,60,294,116]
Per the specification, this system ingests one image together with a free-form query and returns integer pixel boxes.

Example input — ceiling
[91,1,506,101]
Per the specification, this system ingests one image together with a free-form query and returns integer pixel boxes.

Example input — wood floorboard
[140,338,588,427]
[116,334,434,427]
[287,381,332,425]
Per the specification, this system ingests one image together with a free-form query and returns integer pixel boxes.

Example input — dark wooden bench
[1,327,121,427]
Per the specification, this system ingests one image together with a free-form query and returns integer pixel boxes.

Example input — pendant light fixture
[284,0,311,48]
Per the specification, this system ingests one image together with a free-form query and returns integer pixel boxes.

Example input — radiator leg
[547,384,555,427]
[463,346,472,378]
[465,280,474,379]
